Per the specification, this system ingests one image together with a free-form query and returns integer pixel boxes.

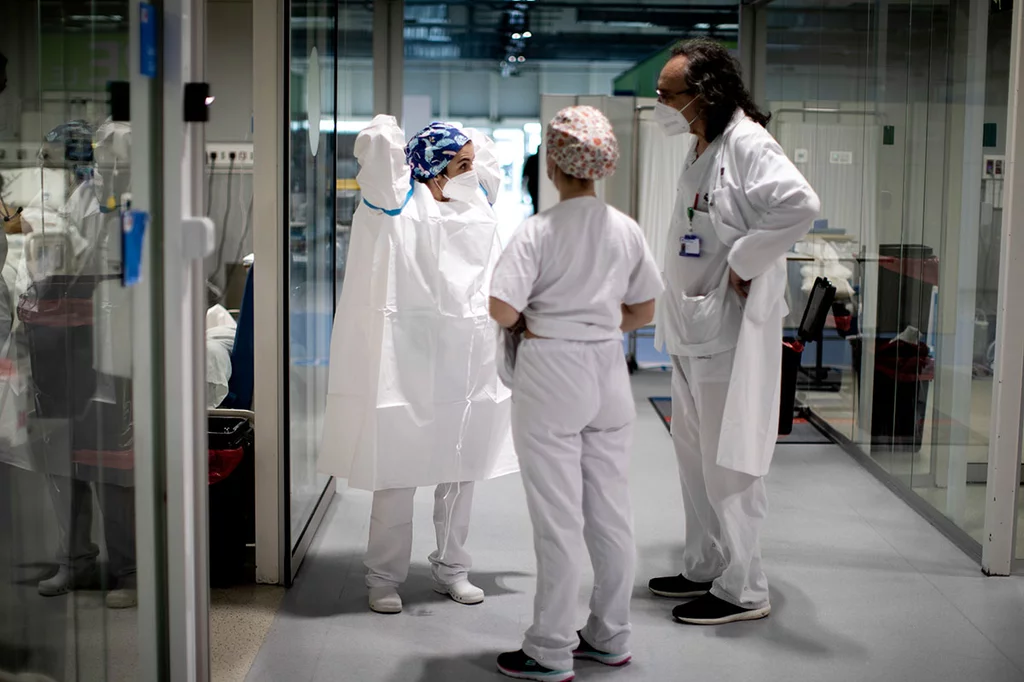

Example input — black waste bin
[778,277,837,434]
[208,415,255,587]
[876,244,938,336]
[779,339,803,435]
[851,337,934,452]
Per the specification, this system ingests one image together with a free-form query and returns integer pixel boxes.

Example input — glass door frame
[984,0,1024,576]
[253,0,341,587]
[127,0,214,678]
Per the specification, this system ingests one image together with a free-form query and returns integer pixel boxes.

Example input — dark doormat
[648,397,832,444]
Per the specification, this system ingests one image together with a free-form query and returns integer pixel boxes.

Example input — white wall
[208,0,254,143]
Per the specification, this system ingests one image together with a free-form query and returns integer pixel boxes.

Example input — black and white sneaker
[672,593,771,625]
[648,574,713,599]
[497,650,575,681]
[573,631,631,667]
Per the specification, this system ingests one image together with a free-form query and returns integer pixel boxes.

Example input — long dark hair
[671,38,770,142]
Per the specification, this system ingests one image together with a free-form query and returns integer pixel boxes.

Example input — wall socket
[206,143,255,168]
[0,143,45,163]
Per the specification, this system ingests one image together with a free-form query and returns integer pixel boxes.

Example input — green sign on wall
[39,33,129,92]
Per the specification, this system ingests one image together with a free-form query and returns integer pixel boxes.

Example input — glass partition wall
[287,0,339,564]
[767,0,1016,559]
[0,5,146,677]
[0,0,212,676]
[283,0,375,575]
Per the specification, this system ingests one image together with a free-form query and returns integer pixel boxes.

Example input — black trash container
[779,339,803,435]
[851,337,934,452]
[876,244,938,336]
[208,415,255,587]
[778,277,837,434]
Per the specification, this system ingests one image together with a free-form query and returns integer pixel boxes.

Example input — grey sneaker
[106,576,138,610]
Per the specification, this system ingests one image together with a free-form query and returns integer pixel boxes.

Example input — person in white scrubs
[318,119,516,615]
[490,106,663,682]
[647,39,820,625]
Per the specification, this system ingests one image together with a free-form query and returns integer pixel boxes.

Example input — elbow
[627,299,657,328]
[802,187,822,224]
[793,191,822,242]
[638,308,656,328]
[489,296,520,328]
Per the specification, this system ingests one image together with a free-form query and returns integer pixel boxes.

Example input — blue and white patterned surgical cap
[405,122,470,181]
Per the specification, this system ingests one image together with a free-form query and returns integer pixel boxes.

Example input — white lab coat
[663,110,820,477]
[660,110,819,609]
[318,115,516,491]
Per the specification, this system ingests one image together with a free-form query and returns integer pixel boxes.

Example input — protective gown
[318,115,516,491]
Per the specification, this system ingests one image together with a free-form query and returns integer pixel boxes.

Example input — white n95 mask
[440,170,480,203]
[654,100,699,137]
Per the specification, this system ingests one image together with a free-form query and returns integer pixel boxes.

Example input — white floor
[246,372,1024,682]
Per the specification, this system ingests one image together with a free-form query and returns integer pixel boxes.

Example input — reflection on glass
[335,1,375,297]
[289,0,337,545]
[0,2,142,679]
[765,0,1012,550]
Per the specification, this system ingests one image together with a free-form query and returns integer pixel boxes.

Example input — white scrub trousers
[365,482,475,588]
[671,351,770,609]
[513,338,636,672]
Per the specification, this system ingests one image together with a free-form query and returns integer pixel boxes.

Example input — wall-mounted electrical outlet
[206,143,255,169]
[0,144,46,165]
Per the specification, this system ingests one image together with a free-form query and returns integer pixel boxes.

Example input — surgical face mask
[654,99,700,137]
[438,169,479,203]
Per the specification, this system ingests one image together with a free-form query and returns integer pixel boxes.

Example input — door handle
[182,216,215,261]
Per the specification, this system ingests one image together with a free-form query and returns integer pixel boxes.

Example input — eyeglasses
[656,88,692,103]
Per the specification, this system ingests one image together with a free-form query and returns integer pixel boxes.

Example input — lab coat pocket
[709,187,746,248]
[677,285,727,346]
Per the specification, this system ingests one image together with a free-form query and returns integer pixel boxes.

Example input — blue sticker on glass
[122,209,148,286]
[140,3,157,78]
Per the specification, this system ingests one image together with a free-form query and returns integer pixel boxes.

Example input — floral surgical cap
[545,106,619,181]
[405,122,470,181]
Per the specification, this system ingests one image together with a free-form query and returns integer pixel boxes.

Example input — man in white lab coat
[648,39,820,625]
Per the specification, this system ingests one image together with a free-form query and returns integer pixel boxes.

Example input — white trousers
[365,482,475,588]
[513,338,636,672]
[671,351,770,609]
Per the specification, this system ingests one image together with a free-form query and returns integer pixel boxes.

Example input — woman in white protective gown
[318,117,516,614]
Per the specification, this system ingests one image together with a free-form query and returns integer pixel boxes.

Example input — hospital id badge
[680,234,702,258]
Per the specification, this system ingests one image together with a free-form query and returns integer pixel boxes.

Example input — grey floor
[247,372,1024,682]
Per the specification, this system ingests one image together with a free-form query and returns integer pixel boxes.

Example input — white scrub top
[491,196,663,342]
[659,134,743,357]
